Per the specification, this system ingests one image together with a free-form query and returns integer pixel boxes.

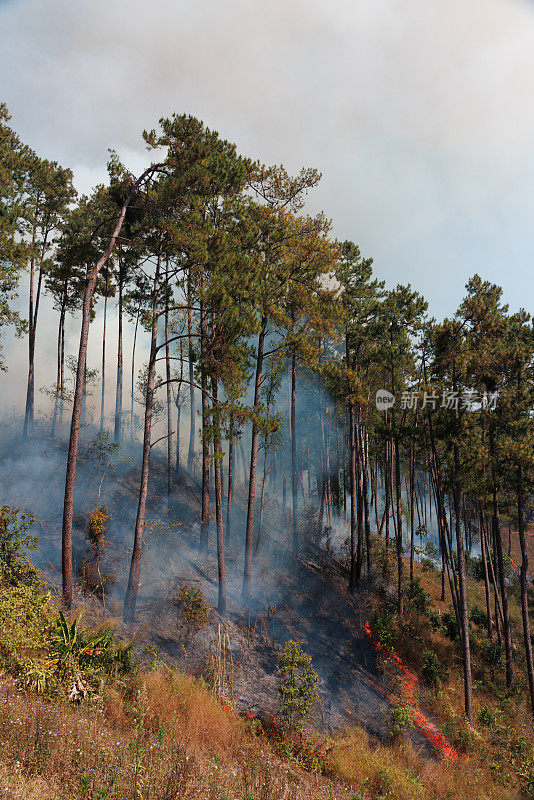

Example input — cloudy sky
[1,0,533,411]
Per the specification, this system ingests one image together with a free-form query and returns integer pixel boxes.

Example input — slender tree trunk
[384,434,390,551]
[480,506,493,639]
[325,419,333,528]
[239,439,247,487]
[199,275,210,551]
[100,273,108,431]
[356,416,364,580]
[187,272,196,472]
[59,304,65,431]
[394,435,404,616]
[175,339,184,471]
[518,465,534,719]
[255,448,268,553]
[114,260,123,444]
[409,438,416,581]
[490,423,513,687]
[291,351,298,556]
[123,243,161,623]
[165,259,173,502]
[453,447,473,724]
[24,227,48,437]
[226,410,234,544]
[130,305,140,442]
[361,423,371,575]
[212,379,226,614]
[51,292,67,438]
[242,317,267,604]
[481,512,505,632]
[348,400,358,592]
[61,164,156,608]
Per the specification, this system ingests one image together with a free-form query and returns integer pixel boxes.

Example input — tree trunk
[23,227,48,437]
[384,435,390,551]
[409,438,416,581]
[226,410,234,544]
[130,305,140,442]
[165,259,173,502]
[59,301,66,431]
[187,272,196,473]
[394,435,404,616]
[480,506,493,639]
[360,420,371,575]
[241,317,267,604]
[255,447,268,554]
[199,276,210,552]
[175,339,184,470]
[123,244,161,623]
[291,351,298,556]
[51,291,67,438]
[518,465,534,719]
[114,259,123,444]
[100,273,108,431]
[453,446,473,724]
[348,400,358,592]
[61,164,156,608]
[489,423,513,686]
[212,379,226,614]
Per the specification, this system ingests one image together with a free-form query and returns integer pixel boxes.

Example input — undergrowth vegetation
[368,536,534,797]
[1,507,533,799]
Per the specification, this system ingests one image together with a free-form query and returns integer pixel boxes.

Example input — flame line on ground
[364,620,463,761]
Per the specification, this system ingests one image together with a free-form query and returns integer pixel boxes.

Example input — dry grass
[119,670,246,755]
[0,674,352,800]
[328,726,517,800]
[367,543,534,797]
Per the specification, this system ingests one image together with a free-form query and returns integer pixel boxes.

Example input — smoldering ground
[0,396,443,757]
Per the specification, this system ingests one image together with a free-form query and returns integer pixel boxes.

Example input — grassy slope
[1,546,533,800]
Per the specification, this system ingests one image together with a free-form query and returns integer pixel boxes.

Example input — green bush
[405,578,430,615]
[0,504,37,582]
[173,584,211,632]
[482,642,505,679]
[371,612,397,649]
[421,649,447,686]
[0,552,132,699]
[441,608,459,641]
[469,605,488,627]
[276,640,319,732]
[388,701,415,742]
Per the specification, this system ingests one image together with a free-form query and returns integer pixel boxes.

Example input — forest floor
[1,432,533,799]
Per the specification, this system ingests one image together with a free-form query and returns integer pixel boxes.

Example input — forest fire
[364,621,461,761]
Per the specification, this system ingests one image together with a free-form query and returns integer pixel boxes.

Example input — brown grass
[0,675,352,800]
[121,670,246,755]
[328,726,517,800]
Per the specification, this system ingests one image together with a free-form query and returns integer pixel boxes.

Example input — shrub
[421,648,447,686]
[0,504,37,582]
[87,506,110,553]
[469,605,488,627]
[482,642,505,680]
[441,608,459,641]
[371,612,397,649]
[276,640,319,732]
[0,577,52,678]
[173,584,211,632]
[80,507,115,602]
[388,702,415,742]
[405,578,430,615]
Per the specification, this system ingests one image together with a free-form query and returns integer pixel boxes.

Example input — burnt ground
[106,462,433,754]
[1,438,433,755]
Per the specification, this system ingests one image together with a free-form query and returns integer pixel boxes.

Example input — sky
[1,0,534,413]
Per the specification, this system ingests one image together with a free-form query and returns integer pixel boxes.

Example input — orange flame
[364,621,463,761]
